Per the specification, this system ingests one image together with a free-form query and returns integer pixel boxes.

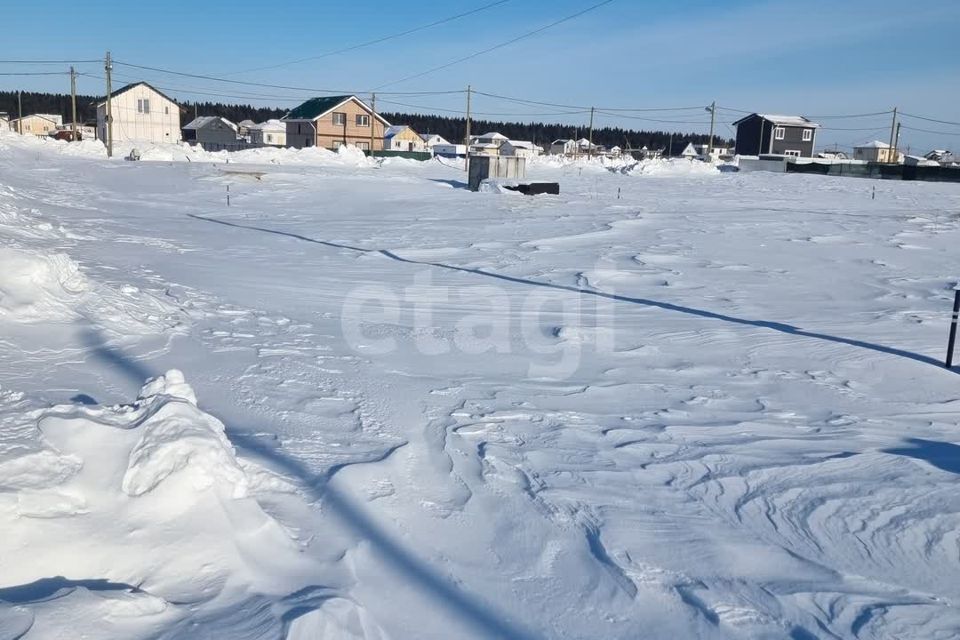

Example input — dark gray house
[182,116,241,151]
[732,114,820,157]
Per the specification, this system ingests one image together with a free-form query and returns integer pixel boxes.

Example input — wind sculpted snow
[1,128,960,638]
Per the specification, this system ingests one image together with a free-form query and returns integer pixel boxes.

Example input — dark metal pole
[947,289,960,368]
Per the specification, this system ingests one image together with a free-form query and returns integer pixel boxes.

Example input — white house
[9,114,60,137]
[549,139,577,155]
[420,133,449,151]
[432,143,466,157]
[679,142,698,159]
[853,140,902,163]
[97,81,180,145]
[249,119,287,147]
[694,143,731,161]
[500,140,541,159]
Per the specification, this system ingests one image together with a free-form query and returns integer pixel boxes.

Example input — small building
[432,143,466,158]
[182,116,241,151]
[817,150,847,160]
[904,154,938,167]
[925,149,958,165]
[237,119,256,138]
[549,139,577,155]
[0,112,8,129]
[10,114,60,137]
[732,113,820,157]
[679,142,698,159]
[248,119,287,147]
[384,125,426,152]
[500,140,541,159]
[97,81,180,145]
[694,143,731,161]
[284,95,389,151]
[420,133,449,151]
[853,140,902,163]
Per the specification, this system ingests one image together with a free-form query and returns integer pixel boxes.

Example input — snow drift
[0,371,320,639]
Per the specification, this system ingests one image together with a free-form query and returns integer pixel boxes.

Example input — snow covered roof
[99,81,178,108]
[420,133,449,144]
[552,139,573,145]
[238,119,255,127]
[476,132,508,141]
[855,140,890,149]
[183,116,238,131]
[249,119,285,132]
[733,113,821,128]
[503,140,536,149]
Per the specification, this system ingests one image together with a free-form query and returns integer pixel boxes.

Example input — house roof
[250,119,285,132]
[855,140,890,149]
[476,132,508,140]
[183,116,237,131]
[238,119,256,127]
[284,95,390,125]
[385,125,415,138]
[100,81,178,107]
[419,133,448,144]
[732,113,820,128]
[10,114,58,124]
[503,140,536,149]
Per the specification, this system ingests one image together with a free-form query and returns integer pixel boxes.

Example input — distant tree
[0,90,732,153]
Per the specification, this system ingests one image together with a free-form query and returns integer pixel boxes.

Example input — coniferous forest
[0,90,730,154]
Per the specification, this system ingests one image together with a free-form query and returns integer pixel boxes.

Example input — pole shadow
[80,329,540,640]
[188,213,950,373]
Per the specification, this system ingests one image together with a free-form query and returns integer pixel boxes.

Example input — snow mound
[0,248,88,322]
[0,247,183,333]
[0,371,317,637]
[615,158,720,176]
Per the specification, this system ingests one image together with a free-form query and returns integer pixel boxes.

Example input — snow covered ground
[1,131,960,639]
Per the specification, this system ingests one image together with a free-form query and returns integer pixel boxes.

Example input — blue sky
[4,0,960,151]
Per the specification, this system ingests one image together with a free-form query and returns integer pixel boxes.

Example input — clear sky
[3,0,959,152]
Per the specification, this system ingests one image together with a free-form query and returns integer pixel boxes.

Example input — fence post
[947,288,960,368]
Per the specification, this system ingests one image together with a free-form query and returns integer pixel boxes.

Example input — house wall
[13,115,57,136]
[853,147,895,163]
[768,125,815,157]
[387,128,425,151]
[188,120,239,150]
[285,120,315,148]
[251,128,286,146]
[97,85,180,144]
[315,98,385,150]
[735,117,764,155]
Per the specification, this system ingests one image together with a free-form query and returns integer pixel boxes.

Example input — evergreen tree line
[0,90,731,154]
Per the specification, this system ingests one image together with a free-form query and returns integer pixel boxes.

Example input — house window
[802,129,812,142]
[137,99,151,114]
[164,106,169,115]
[784,150,800,157]
[357,141,369,150]
[356,114,370,127]
[266,134,273,143]
[774,126,785,140]
[332,112,346,126]
[330,140,343,149]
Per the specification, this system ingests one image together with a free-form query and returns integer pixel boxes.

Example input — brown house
[284,95,390,151]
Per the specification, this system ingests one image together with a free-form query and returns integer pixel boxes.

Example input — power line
[227,0,512,75]
[0,59,100,64]
[0,72,72,76]
[901,124,960,137]
[805,110,894,119]
[900,112,960,127]
[377,98,590,117]
[373,0,617,89]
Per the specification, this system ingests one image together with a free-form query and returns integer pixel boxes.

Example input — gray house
[733,114,820,158]
[182,116,241,151]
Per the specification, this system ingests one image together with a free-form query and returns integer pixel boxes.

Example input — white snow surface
[1,126,960,639]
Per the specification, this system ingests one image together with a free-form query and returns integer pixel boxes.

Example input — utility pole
[887,107,897,164]
[70,66,78,140]
[588,107,595,158]
[893,121,901,164]
[464,84,472,172]
[668,132,673,157]
[369,92,376,156]
[707,101,716,158]
[17,90,22,135]
[105,51,113,157]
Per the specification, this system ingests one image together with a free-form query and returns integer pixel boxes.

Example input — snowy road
[1,134,960,638]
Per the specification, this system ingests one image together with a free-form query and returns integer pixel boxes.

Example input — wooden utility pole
[893,121,901,163]
[668,132,673,157]
[707,101,716,157]
[464,84,472,172]
[588,107,595,157]
[105,51,114,157]
[70,66,78,140]
[887,107,897,164]
[369,92,376,155]
[17,90,22,134]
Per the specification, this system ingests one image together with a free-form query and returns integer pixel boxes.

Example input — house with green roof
[283,95,390,151]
